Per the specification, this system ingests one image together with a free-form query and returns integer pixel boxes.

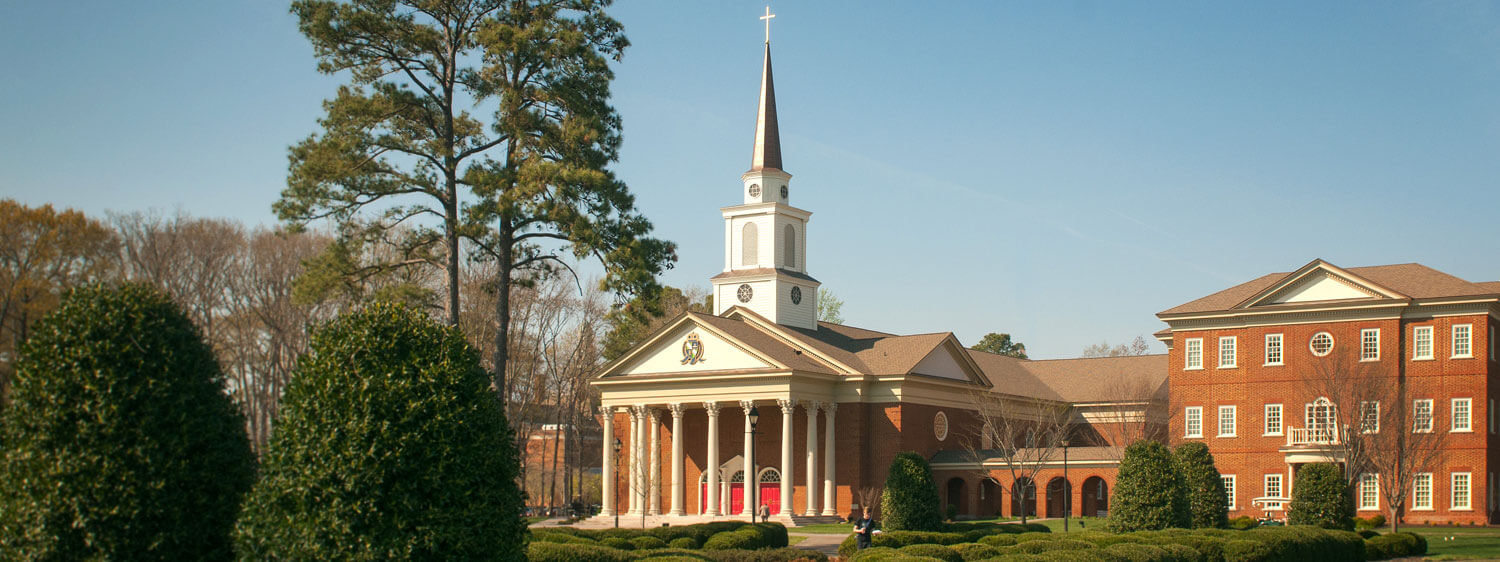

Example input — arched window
[730,470,745,483]
[1306,397,1337,441]
[783,224,796,269]
[758,467,781,483]
[741,223,758,266]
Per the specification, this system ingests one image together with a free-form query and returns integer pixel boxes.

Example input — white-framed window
[1361,329,1380,361]
[1265,473,1284,499]
[1223,475,1236,509]
[1265,333,1283,366]
[1360,401,1380,434]
[1453,398,1472,432]
[1219,405,1237,437]
[1185,338,1203,370]
[1414,326,1433,360]
[1453,324,1473,358]
[1414,473,1433,510]
[1306,398,1337,440]
[1185,407,1203,438]
[1414,399,1434,433]
[1359,473,1380,510]
[1453,472,1472,510]
[1310,332,1334,356]
[1218,336,1237,368]
[1264,403,1283,436]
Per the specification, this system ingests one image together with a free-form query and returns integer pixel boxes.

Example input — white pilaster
[706,401,721,517]
[778,399,794,516]
[600,406,616,516]
[649,409,661,516]
[741,400,757,517]
[669,403,685,516]
[822,403,838,516]
[804,400,820,516]
[628,406,641,514]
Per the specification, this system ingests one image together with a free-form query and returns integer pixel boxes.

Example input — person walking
[853,508,878,550]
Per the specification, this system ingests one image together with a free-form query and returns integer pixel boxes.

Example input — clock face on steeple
[779,185,788,199]
[737,284,753,303]
[748,184,761,198]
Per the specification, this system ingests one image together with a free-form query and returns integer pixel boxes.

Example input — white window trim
[1360,401,1380,434]
[1223,474,1236,509]
[1264,473,1284,501]
[1185,406,1203,438]
[1218,405,1237,437]
[1185,338,1203,370]
[1264,403,1283,436]
[1453,324,1473,359]
[1452,398,1472,433]
[1264,333,1283,366]
[1452,472,1472,511]
[1414,399,1434,433]
[1413,472,1434,510]
[1360,328,1380,362]
[1218,336,1237,369]
[1414,326,1434,360]
[1358,473,1380,511]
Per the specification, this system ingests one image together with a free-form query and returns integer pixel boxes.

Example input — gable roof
[1160,261,1500,316]
[1020,354,1169,403]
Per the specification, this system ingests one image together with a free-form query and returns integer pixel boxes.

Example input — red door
[759,483,779,514]
[730,483,744,514]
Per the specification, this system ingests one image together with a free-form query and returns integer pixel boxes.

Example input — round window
[790,286,802,305]
[780,185,788,199]
[736,284,753,303]
[934,411,949,441]
[748,184,761,197]
[1310,332,1334,356]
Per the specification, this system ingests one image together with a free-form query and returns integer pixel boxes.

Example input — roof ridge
[1024,354,1168,363]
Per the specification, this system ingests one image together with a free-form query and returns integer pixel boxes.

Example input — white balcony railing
[1286,425,1341,447]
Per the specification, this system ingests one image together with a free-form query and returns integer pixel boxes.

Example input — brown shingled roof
[964,350,1064,401]
[686,312,836,375]
[1159,262,1500,316]
[781,322,953,375]
[1020,355,1169,403]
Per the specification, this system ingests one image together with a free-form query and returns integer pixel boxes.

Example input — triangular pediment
[1238,260,1406,309]
[911,336,992,387]
[599,316,781,378]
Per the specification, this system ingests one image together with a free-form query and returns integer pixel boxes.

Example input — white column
[778,399,795,516]
[649,409,661,516]
[822,403,838,516]
[669,403,685,516]
[705,401,721,517]
[627,406,641,514]
[600,406,616,516]
[741,400,756,517]
[804,400,821,516]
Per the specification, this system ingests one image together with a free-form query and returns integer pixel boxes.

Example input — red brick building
[1158,260,1500,525]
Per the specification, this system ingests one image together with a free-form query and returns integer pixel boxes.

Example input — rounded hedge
[702,528,761,550]
[898,544,962,562]
[1289,463,1354,531]
[232,303,526,559]
[669,536,699,549]
[881,451,945,531]
[633,535,669,549]
[0,284,255,561]
[529,541,633,562]
[1173,442,1229,529]
[1107,440,1189,532]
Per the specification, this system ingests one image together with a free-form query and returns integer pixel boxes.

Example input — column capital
[739,399,756,411]
[824,402,838,414]
[599,405,613,416]
[704,401,722,416]
[777,398,795,414]
[803,400,823,413]
[668,403,686,417]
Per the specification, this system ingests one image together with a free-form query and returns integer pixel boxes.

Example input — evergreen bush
[528,541,633,562]
[898,543,963,562]
[1288,463,1355,531]
[670,536,699,549]
[0,284,255,561]
[951,543,1001,560]
[633,535,669,549]
[1107,441,1189,532]
[1173,442,1229,529]
[232,303,526,559]
[881,451,945,531]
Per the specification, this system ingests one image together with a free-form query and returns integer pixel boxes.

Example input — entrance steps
[570,513,844,529]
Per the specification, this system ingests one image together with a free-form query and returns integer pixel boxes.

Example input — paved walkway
[789,533,845,556]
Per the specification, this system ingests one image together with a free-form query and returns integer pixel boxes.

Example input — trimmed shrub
[1229,515,1259,530]
[633,549,714,561]
[703,529,762,551]
[1108,440,1190,532]
[0,284,255,561]
[707,548,829,562]
[1365,532,1426,560]
[980,534,1021,547]
[872,531,968,548]
[849,546,899,561]
[1288,463,1355,531]
[634,536,670,550]
[1174,442,1229,529]
[1353,514,1386,531]
[528,541,634,562]
[749,522,790,548]
[233,303,526,560]
[1103,543,1172,562]
[951,543,1001,560]
[670,537,700,549]
[882,452,945,531]
[602,537,636,550]
[1030,552,1113,562]
[1013,539,1097,554]
[898,544,962,562]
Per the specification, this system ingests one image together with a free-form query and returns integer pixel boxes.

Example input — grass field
[1407,525,1500,560]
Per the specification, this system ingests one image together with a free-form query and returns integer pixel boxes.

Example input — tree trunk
[494,220,513,405]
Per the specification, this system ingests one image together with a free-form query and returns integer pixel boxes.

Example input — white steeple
[711,27,820,330]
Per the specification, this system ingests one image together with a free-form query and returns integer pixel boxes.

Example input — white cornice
[720,202,811,221]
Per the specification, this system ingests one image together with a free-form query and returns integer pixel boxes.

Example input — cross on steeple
[760,6,775,44]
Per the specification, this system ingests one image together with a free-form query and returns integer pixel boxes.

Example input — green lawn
[1407,526,1500,560]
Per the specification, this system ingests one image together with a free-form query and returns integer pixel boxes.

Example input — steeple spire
[749,41,783,172]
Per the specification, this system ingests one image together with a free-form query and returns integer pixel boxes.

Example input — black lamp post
[613,437,623,529]
[747,405,761,523]
[1061,439,1070,533]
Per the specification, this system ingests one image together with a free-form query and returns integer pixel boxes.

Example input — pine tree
[880,452,944,531]
[233,303,525,559]
[1107,440,1189,532]
[0,284,254,560]
[1174,442,1229,528]
[1289,463,1354,531]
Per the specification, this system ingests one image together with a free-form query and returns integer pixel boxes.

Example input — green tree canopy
[0,284,254,561]
[1108,440,1189,532]
[1173,442,1229,529]
[880,451,944,531]
[817,287,844,324]
[1289,463,1354,531]
[601,285,709,361]
[234,302,525,559]
[973,332,1027,359]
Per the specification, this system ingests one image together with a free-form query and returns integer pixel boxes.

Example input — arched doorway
[728,470,746,515]
[1011,477,1037,518]
[945,477,967,518]
[978,478,1003,518]
[1046,477,1072,518]
[1081,477,1108,517]
[758,467,781,515]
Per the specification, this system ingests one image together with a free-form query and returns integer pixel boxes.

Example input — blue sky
[3,2,1498,358]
